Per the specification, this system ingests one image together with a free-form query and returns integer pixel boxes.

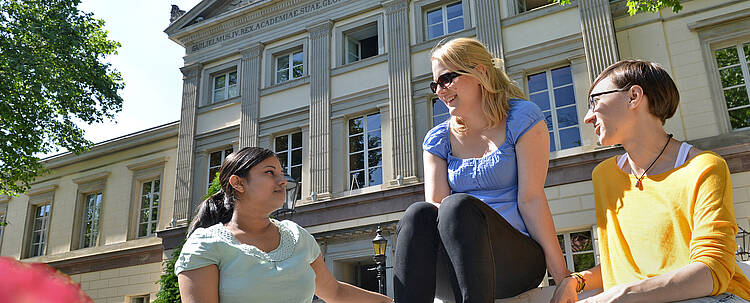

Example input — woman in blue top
[393,38,570,303]
[175,147,392,303]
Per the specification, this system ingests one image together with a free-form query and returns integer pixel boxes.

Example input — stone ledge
[433,287,601,303]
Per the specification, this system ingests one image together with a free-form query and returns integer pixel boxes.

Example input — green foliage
[203,172,222,200]
[0,0,124,195]
[154,243,183,303]
[155,174,221,303]
[554,0,683,16]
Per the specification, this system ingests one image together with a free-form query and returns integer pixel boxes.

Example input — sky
[74,0,204,144]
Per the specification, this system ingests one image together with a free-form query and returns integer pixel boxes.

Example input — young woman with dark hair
[175,147,392,303]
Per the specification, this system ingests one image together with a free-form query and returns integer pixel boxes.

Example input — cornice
[24,184,59,197]
[71,171,110,185]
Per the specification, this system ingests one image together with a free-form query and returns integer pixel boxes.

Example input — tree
[555,0,683,16]
[0,0,124,195]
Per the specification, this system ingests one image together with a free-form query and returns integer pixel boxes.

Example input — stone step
[433,287,601,303]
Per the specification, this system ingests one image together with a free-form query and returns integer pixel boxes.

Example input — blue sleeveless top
[422,99,544,236]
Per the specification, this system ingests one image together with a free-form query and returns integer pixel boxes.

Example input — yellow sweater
[593,152,750,299]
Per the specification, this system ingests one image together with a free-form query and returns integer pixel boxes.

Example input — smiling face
[232,156,287,213]
[431,59,483,118]
[584,77,635,146]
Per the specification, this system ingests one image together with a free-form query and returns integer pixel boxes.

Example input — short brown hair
[591,60,679,124]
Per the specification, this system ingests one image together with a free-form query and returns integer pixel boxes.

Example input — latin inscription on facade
[189,0,343,53]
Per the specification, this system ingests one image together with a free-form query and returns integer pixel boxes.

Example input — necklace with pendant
[632,134,673,188]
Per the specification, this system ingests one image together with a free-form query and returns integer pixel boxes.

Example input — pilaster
[579,0,619,80]
[173,63,202,225]
[307,21,333,201]
[382,0,418,186]
[474,0,505,59]
[239,43,264,148]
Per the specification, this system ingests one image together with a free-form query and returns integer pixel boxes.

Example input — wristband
[569,272,586,294]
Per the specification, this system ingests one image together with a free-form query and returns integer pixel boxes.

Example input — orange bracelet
[569,272,586,294]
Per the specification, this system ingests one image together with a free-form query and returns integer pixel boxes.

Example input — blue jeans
[675,293,749,303]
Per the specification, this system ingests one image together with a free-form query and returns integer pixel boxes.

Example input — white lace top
[174,219,321,303]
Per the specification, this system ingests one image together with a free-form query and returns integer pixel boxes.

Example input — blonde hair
[431,38,526,132]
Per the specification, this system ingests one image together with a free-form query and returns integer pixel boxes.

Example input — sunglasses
[430,71,465,93]
[588,85,632,110]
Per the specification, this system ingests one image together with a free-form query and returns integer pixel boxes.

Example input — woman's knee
[438,193,484,220]
[399,202,438,229]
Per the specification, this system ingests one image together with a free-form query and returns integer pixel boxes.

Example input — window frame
[543,227,599,286]
[78,192,103,249]
[71,173,108,250]
[211,70,239,104]
[712,41,750,131]
[431,97,451,127]
[692,13,750,134]
[23,186,56,259]
[414,0,471,43]
[264,38,309,88]
[199,59,242,108]
[274,131,303,201]
[334,14,385,67]
[0,202,6,251]
[347,112,384,191]
[128,294,150,303]
[207,147,234,193]
[526,65,582,152]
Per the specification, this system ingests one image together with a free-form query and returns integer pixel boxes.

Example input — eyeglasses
[430,71,465,93]
[588,86,632,110]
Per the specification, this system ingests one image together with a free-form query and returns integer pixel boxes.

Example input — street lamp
[738,227,750,262]
[272,173,300,219]
[371,226,387,295]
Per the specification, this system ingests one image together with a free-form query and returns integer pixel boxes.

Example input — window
[275,132,303,200]
[0,203,7,249]
[79,192,102,248]
[344,23,379,64]
[137,178,160,238]
[129,295,149,303]
[714,42,750,130]
[275,50,304,84]
[432,98,450,127]
[208,148,233,191]
[212,70,238,103]
[528,66,581,152]
[515,0,551,14]
[546,229,597,285]
[425,1,464,40]
[28,203,51,258]
[348,113,383,190]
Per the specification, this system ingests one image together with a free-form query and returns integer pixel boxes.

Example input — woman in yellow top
[551,60,750,303]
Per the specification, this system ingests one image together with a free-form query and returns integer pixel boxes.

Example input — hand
[550,276,578,303]
[578,285,628,303]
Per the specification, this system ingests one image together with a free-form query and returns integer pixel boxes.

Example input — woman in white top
[175,147,392,303]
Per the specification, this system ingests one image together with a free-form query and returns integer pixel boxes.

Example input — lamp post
[738,227,749,262]
[371,226,387,295]
[271,173,300,219]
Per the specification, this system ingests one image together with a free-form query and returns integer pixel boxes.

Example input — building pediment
[165,0,354,52]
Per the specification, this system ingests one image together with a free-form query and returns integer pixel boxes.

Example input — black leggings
[393,193,546,303]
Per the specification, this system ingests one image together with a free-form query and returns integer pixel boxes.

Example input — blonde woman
[393,38,570,303]
[551,60,750,303]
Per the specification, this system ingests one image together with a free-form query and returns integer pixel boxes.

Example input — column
[173,63,202,225]
[474,0,505,59]
[239,43,264,148]
[307,21,333,201]
[382,0,418,186]
[579,0,619,80]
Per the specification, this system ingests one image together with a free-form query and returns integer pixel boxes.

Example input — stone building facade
[1,0,750,302]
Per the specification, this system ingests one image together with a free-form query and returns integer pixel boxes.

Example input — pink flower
[0,257,93,303]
